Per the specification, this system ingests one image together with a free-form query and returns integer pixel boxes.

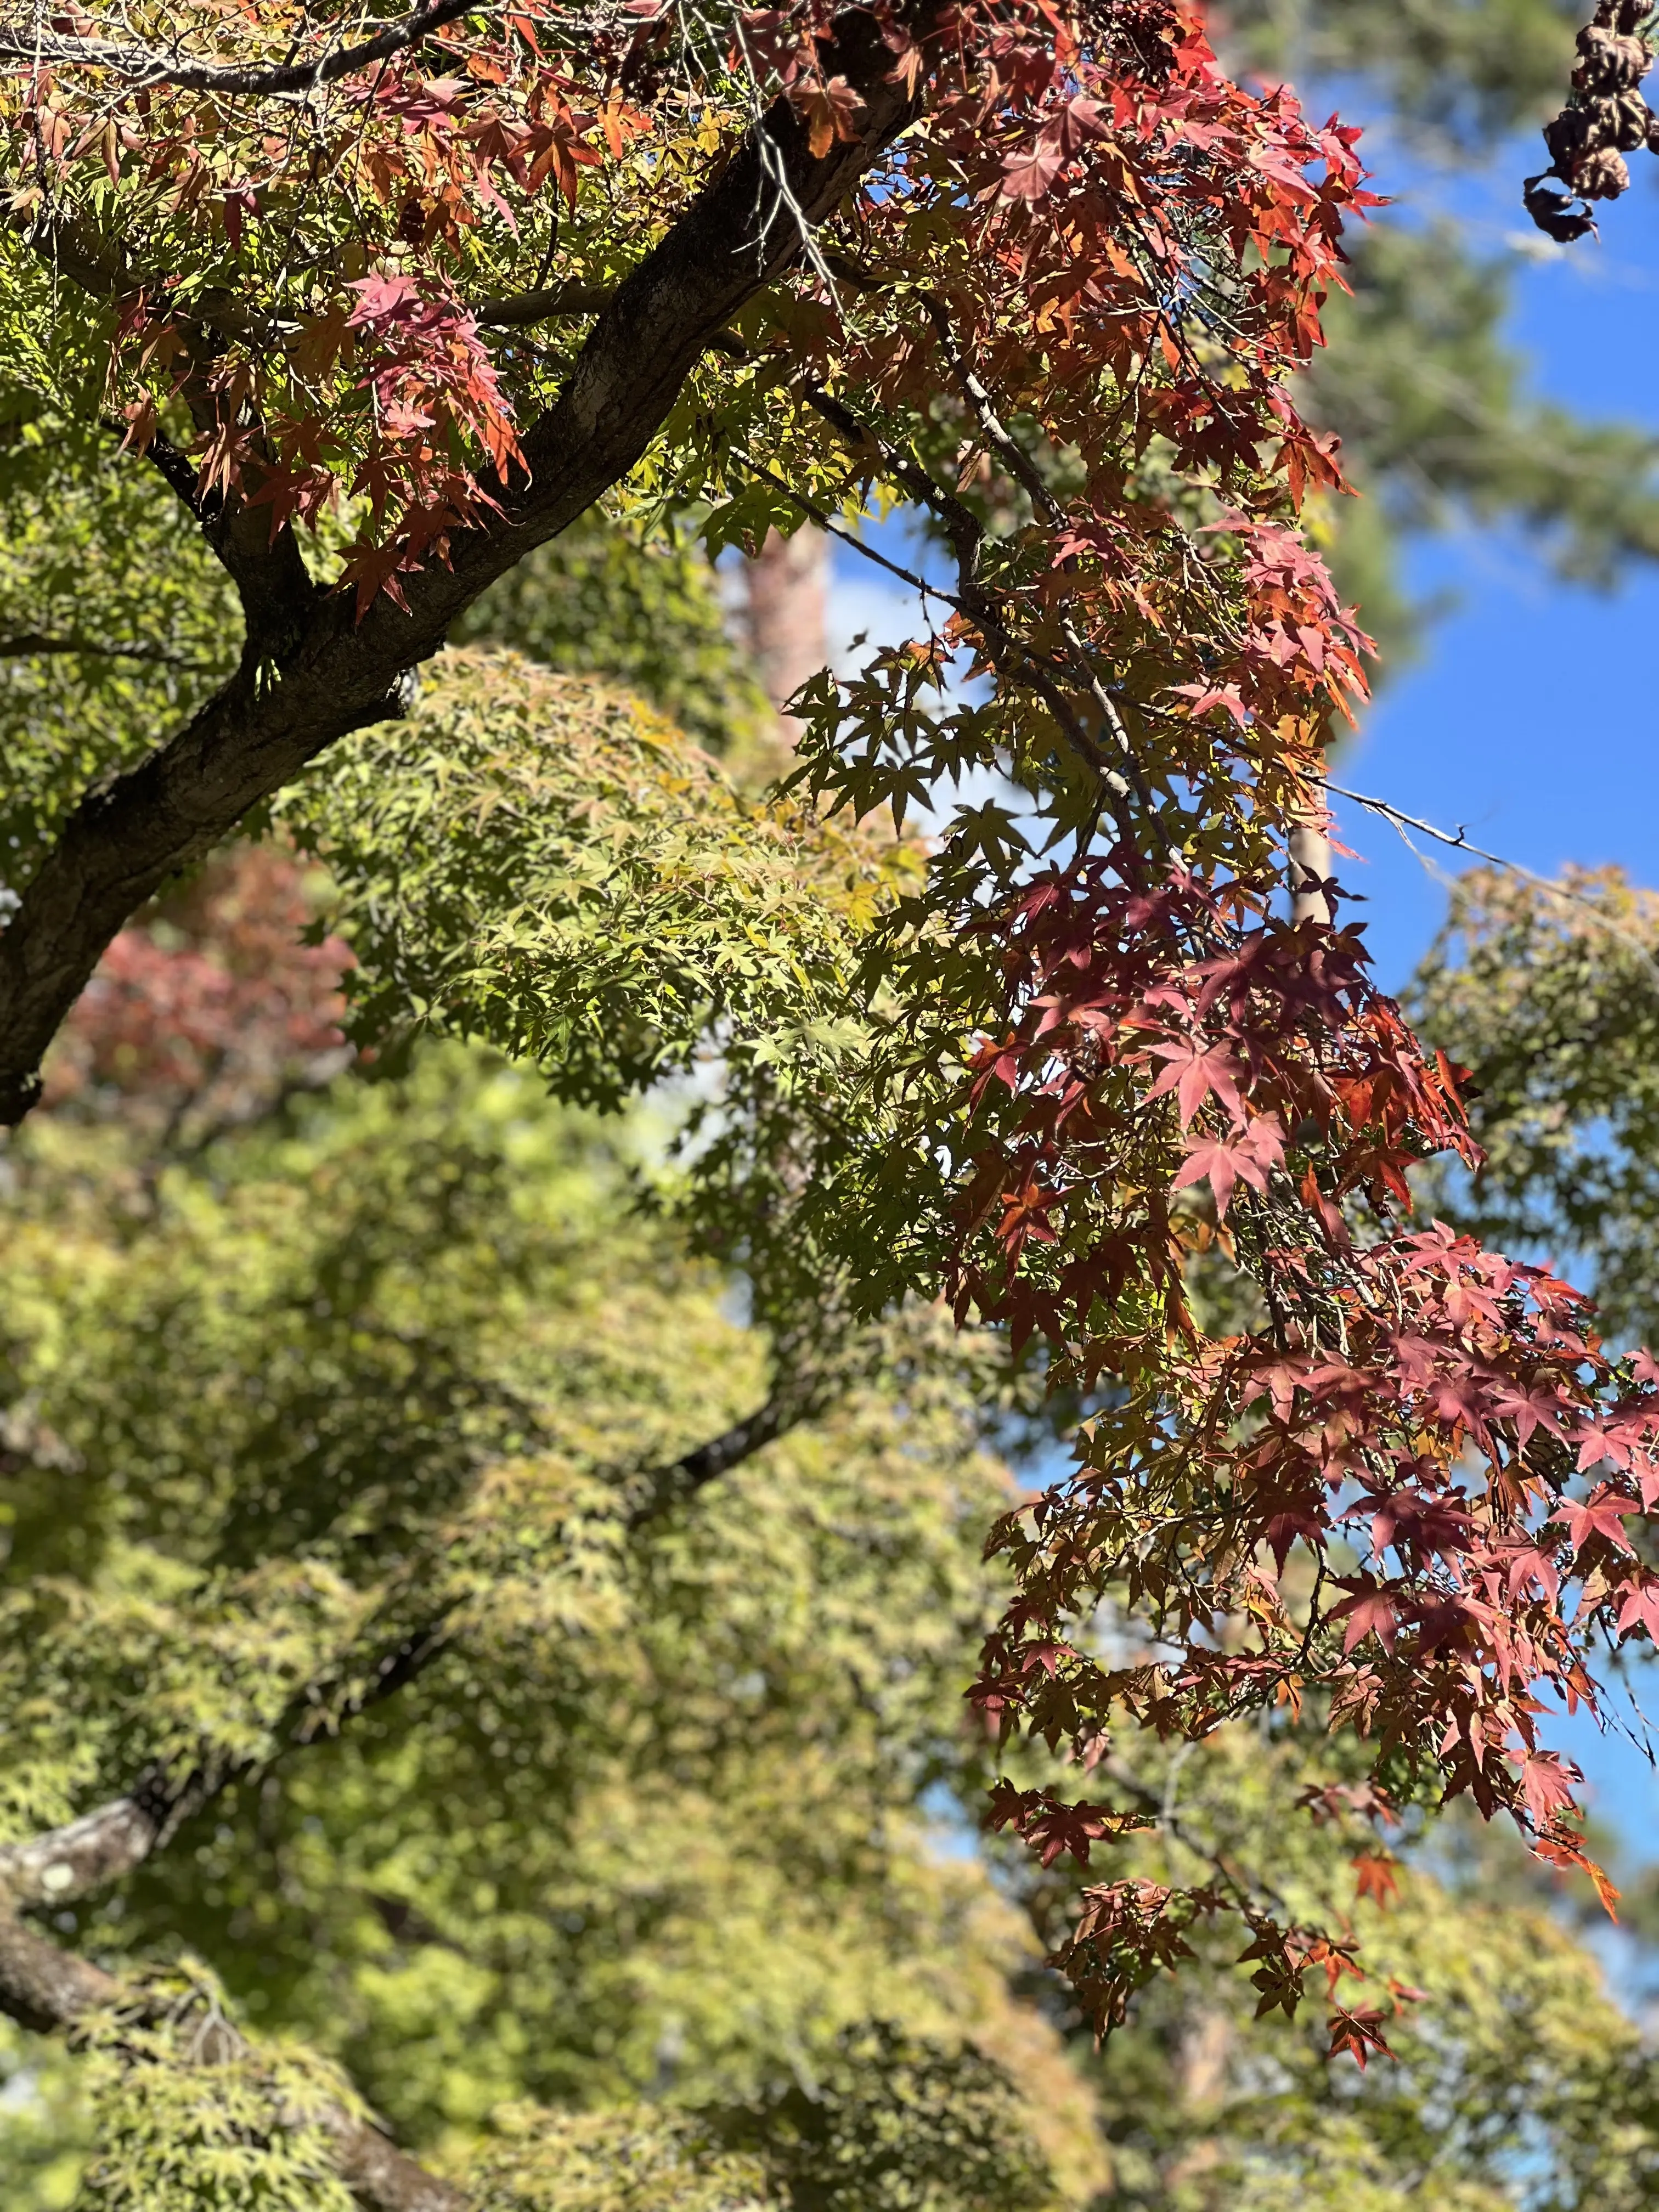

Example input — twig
[1321,776,1659,980]
[0,0,483,98]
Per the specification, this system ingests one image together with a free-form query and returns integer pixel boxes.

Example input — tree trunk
[743,526,829,738]
[1289,819,1333,926]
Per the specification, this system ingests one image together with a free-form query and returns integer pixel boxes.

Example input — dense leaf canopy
[4,0,1659,2204]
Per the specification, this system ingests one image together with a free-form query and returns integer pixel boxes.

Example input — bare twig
[1322,776,1659,979]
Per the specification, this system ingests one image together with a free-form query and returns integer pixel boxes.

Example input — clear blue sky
[825,131,1659,1872]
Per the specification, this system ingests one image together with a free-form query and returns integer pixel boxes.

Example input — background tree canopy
[6,1,1659,2208]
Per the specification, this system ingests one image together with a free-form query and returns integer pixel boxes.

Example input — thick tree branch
[0,632,215,669]
[0,1795,161,1912]
[0,1369,834,1916]
[0,1906,467,2210]
[0,1,938,1126]
[0,1651,474,2207]
[475,281,614,326]
[0,0,483,97]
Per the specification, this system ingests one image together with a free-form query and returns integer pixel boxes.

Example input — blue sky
[1337,182,1659,989]
[824,131,1659,1874]
[1348,146,1659,1872]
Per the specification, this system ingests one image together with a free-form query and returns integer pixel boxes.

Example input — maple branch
[11,202,315,639]
[0,1364,833,1921]
[0,1906,466,2211]
[15,203,274,351]
[0,0,483,97]
[0,632,216,669]
[792,381,1141,828]
[0,1351,850,2203]
[0,1621,459,1921]
[475,281,614,326]
[0,0,938,1126]
[625,1331,862,1525]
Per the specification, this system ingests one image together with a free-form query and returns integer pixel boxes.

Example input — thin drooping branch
[0,0,483,97]
[16,205,276,353]
[0,0,940,1126]
[9,206,316,633]
[627,1381,820,1528]
[795,380,1141,825]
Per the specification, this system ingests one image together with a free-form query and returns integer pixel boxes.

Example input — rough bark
[0,2,938,1124]
[0,1796,162,1912]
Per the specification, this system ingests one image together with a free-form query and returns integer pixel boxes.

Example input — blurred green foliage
[1409,866,1659,1344]
[453,520,772,768]
[7,6,1659,2202]
[1223,0,1577,153]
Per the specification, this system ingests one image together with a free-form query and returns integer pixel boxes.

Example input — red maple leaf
[1172,1115,1284,1220]
[1000,134,1066,201]
[1616,1576,1659,1643]
[1329,1578,1397,1655]
[1352,1852,1401,1909]
[1146,1037,1245,1127]
[1550,1488,1638,1554]
[1327,2007,1395,2068]
[1517,1749,1581,1830]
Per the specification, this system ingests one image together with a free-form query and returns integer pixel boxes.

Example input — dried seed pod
[1576,144,1632,195]
[1573,25,1653,89]
[1543,103,1611,170]
[1593,0,1649,35]
[1544,107,1584,166]
[1523,173,1600,238]
[1614,89,1654,144]
[1587,97,1623,146]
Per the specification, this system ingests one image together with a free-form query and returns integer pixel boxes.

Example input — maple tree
[12,849,1659,2212]
[5,0,1659,2203]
